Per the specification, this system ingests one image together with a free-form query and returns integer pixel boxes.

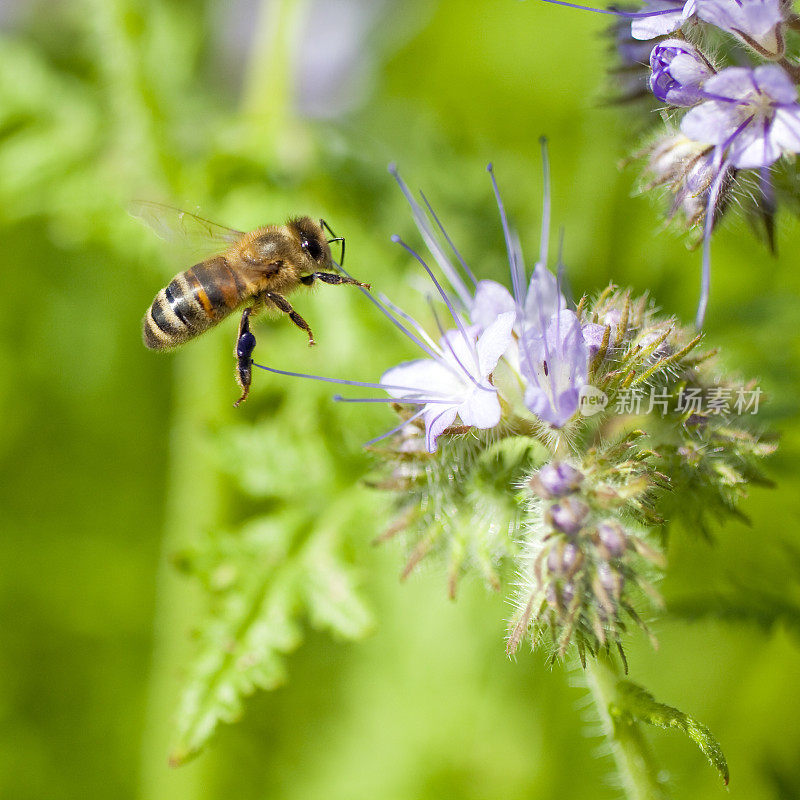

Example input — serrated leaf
[611,680,729,786]
[170,496,375,765]
[300,532,375,640]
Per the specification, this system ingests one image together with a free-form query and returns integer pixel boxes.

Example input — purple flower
[696,0,785,56]
[253,230,513,453]
[649,38,714,106]
[520,306,590,427]
[380,312,515,452]
[483,161,592,428]
[681,64,800,169]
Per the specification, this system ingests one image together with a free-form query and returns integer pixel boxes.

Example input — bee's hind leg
[234,307,256,407]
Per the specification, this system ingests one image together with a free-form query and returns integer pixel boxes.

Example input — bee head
[289,217,332,268]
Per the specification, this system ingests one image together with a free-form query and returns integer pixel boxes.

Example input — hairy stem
[584,652,670,800]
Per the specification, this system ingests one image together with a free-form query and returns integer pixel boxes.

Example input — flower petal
[727,120,782,168]
[475,310,515,374]
[470,279,516,331]
[458,386,501,429]
[753,63,798,104]
[519,310,588,428]
[631,1,688,40]
[697,0,783,41]
[523,263,565,332]
[424,405,458,453]
[381,359,461,400]
[681,100,741,146]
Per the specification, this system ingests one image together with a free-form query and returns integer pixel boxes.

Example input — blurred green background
[2,0,800,798]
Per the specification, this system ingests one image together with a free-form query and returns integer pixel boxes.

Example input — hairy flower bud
[644,133,733,228]
[596,521,627,559]
[548,497,590,534]
[546,541,581,577]
[597,562,624,601]
[546,581,575,611]
[650,39,714,106]
[531,462,584,498]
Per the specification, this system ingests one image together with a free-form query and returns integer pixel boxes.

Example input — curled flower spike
[540,0,800,326]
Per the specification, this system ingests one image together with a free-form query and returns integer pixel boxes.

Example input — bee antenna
[320,218,345,266]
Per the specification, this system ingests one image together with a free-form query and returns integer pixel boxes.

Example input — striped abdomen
[143,256,249,350]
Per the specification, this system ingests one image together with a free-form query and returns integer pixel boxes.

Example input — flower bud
[596,521,627,559]
[546,542,580,577]
[598,562,624,600]
[581,323,608,358]
[546,581,575,611]
[644,133,731,229]
[649,39,714,107]
[531,462,584,499]
[548,497,590,535]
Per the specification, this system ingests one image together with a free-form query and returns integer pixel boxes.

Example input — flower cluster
[255,161,774,662]
[541,0,800,326]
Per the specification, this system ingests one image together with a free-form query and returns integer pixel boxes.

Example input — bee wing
[130,201,246,253]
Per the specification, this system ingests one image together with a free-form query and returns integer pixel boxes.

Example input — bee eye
[302,236,323,261]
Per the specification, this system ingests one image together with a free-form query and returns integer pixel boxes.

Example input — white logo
[579,384,608,416]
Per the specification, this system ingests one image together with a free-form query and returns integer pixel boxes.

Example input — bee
[136,202,369,406]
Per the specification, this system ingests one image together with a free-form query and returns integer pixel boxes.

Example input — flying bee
[136,202,369,406]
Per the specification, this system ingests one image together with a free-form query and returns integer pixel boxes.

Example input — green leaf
[611,680,730,787]
[170,496,375,766]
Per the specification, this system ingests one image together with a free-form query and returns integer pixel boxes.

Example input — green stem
[240,0,311,166]
[138,338,228,799]
[584,652,670,800]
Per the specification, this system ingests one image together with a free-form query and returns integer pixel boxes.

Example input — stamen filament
[538,137,552,270]
[363,407,427,447]
[538,0,682,19]
[252,363,451,397]
[336,264,442,362]
[388,164,473,310]
[419,190,479,289]
[488,164,526,308]
[392,235,482,372]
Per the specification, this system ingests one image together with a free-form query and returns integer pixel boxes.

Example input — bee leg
[265,291,316,346]
[233,308,257,407]
[301,272,371,290]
